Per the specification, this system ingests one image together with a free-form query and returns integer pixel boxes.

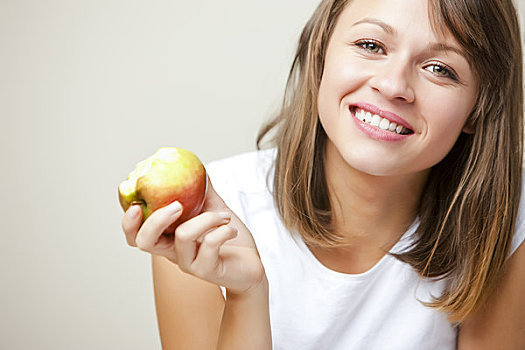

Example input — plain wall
[1,1,524,349]
[0,1,319,349]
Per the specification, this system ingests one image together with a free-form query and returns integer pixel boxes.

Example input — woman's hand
[121,178,266,295]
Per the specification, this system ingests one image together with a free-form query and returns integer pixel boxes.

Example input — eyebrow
[427,43,466,59]
[352,18,396,35]
[352,18,467,60]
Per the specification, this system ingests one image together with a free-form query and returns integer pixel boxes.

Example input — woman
[122,0,525,348]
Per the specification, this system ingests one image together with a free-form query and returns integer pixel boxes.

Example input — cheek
[419,95,474,163]
[318,54,368,120]
[424,94,473,135]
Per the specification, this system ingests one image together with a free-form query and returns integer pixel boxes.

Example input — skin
[458,241,525,349]
[122,181,271,349]
[313,0,478,272]
[121,0,525,348]
[318,0,478,178]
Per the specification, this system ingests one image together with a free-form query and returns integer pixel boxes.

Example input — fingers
[175,212,237,281]
[191,224,238,278]
[174,211,230,265]
[134,201,183,258]
[202,176,228,211]
[121,183,240,284]
[121,205,143,247]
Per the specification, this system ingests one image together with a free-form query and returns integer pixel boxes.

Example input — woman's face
[317,0,478,177]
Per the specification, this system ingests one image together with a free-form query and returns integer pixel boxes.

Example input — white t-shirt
[205,149,525,350]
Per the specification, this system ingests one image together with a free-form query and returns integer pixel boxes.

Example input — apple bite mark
[118,157,154,213]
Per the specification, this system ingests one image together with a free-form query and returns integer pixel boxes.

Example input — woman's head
[268,0,522,171]
[317,0,479,177]
[258,0,523,322]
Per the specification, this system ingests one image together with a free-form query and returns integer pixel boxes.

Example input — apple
[118,147,207,229]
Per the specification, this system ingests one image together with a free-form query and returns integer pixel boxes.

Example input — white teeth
[371,114,381,127]
[365,112,372,123]
[379,118,390,130]
[353,108,409,135]
[388,122,397,131]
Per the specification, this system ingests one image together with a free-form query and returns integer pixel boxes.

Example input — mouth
[350,105,414,135]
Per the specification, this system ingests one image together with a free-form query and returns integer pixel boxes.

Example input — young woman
[121,0,525,348]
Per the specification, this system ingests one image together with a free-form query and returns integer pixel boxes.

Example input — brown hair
[257,0,523,323]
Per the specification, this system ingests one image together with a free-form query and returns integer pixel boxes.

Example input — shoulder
[205,148,276,196]
[205,149,279,300]
[458,230,525,348]
[456,171,525,347]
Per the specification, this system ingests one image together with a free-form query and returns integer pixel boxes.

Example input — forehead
[334,0,453,43]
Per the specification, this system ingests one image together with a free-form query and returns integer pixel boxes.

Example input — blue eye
[425,63,458,81]
[355,40,384,54]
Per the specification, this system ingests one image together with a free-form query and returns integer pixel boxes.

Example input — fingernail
[128,205,140,218]
[218,212,231,220]
[166,201,182,215]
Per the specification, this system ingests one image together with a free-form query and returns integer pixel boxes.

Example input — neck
[324,140,429,250]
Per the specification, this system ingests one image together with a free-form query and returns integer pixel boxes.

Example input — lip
[349,103,414,142]
[351,103,414,131]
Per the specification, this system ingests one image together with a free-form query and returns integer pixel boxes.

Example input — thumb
[202,175,229,212]
[202,174,257,249]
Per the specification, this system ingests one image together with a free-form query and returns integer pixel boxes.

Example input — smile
[351,107,414,135]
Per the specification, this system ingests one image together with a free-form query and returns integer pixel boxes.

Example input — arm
[218,274,271,349]
[123,180,272,350]
[152,255,224,350]
[152,255,271,350]
[457,241,525,350]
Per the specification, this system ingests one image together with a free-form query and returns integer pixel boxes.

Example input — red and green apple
[118,147,207,228]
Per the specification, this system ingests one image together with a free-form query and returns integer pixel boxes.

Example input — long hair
[257,0,523,323]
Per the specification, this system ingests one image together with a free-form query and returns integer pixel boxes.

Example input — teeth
[353,108,410,135]
[379,118,390,130]
[371,115,381,127]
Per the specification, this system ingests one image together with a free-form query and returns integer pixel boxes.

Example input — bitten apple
[118,147,207,229]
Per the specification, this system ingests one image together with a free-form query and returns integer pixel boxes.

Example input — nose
[368,58,415,103]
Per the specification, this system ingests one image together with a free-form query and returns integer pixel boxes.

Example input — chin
[338,149,416,178]
[353,162,404,178]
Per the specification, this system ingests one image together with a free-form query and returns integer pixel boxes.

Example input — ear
[462,120,475,134]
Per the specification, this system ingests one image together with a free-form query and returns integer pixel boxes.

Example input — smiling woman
[318,1,479,178]
[121,0,524,349]
[257,0,523,345]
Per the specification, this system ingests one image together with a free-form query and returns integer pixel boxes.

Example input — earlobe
[462,121,475,134]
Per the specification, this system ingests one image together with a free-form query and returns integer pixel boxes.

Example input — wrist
[226,275,269,302]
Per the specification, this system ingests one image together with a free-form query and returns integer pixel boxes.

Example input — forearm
[217,278,272,350]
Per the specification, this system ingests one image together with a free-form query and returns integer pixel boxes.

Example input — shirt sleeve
[204,157,245,301]
[204,149,276,300]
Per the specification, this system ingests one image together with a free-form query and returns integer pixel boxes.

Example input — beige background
[1,1,524,349]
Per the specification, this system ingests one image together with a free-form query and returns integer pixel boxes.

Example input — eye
[424,63,458,81]
[354,40,385,54]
